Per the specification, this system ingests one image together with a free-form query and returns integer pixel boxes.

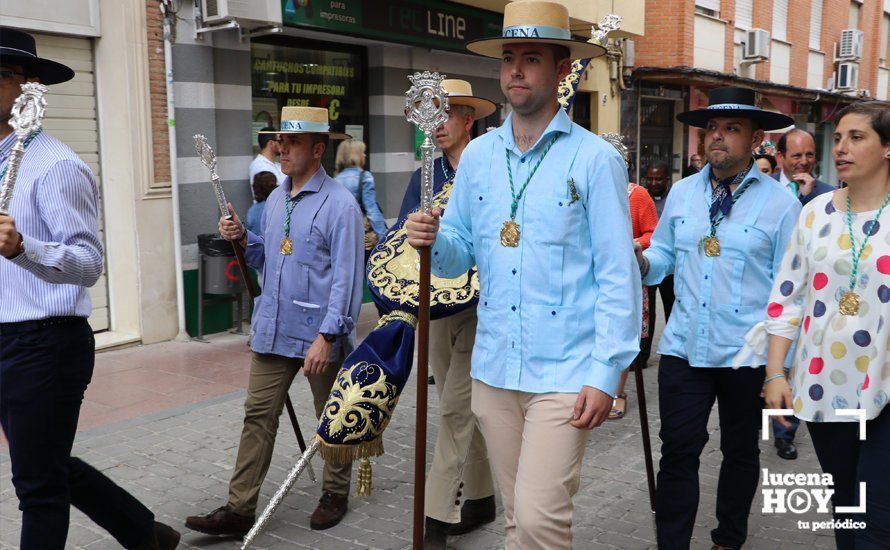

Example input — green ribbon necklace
[839,192,890,315]
[279,190,308,255]
[500,134,558,247]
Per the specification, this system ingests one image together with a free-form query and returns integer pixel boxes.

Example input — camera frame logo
[760,409,867,532]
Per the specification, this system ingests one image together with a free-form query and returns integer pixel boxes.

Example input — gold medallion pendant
[500,220,520,247]
[280,237,293,256]
[703,236,721,257]
[839,290,860,316]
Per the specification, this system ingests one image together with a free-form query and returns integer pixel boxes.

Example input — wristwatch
[321,332,337,343]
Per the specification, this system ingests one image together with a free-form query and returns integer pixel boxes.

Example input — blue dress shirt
[0,132,103,323]
[245,167,364,360]
[430,109,641,397]
[334,167,388,239]
[643,164,801,368]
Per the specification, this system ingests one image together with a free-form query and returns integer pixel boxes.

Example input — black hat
[0,27,74,85]
[676,87,794,131]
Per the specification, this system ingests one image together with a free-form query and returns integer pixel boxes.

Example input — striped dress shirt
[0,131,103,323]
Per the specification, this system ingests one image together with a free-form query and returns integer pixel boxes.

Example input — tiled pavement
[1,304,839,549]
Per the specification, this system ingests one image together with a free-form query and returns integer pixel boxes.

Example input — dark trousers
[640,275,675,364]
[772,414,801,441]
[808,409,890,550]
[0,317,154,549]
[656,355,765,550]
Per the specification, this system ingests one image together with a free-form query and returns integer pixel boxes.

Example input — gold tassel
[356,457,372,497]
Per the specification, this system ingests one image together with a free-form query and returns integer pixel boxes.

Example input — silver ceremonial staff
[404,71,449,549]
[193,134,316,476]
[241,439,319,548]
[0,83,49,215]
[193,134,231,221]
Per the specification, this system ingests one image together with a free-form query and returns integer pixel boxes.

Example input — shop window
[250,36,368,174]
[639,98,675,184]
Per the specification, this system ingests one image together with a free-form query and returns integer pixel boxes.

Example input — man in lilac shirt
[186,107,363,536]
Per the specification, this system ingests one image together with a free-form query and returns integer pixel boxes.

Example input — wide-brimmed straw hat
[258,106,351,139]
[465,0,606,60]
[442,79,497,119]
[0,27,74,85]
[676,87,794,131]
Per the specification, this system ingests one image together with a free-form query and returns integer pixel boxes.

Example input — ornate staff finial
[193,134,229,219]
[0,83,49,215]
[592,14,623,46]
[10,83,48,137]
[405,72,449,213]
[599,133,630,167]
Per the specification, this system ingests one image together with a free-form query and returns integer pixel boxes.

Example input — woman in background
[334,139,388,257]
[754,153,778,176]
[245,171,278,237]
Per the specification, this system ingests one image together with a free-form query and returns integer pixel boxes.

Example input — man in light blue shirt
[638,87,801,550]
[186,107,363,537]
[406,2,640,547]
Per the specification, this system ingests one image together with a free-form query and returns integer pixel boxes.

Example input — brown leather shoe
[185,506,254,537]
[310,491,348,530]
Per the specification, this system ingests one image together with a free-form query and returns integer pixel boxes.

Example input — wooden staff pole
[413,246,431,547]
[631,356,657,522]
[404,71,449,549]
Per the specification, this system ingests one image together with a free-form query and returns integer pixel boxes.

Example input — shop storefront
[623,68,856,187]
[250,36,368,172]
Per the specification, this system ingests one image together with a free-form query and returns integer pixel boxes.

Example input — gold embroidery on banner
[557,59,586,110]
[323,361,399,443]
[376,310,418,329]
[367,181,480,308]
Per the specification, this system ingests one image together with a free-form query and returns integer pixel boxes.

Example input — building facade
[3,0,646,342]
[1,0,180,348]
[154,0,644,336]
[624,0,888,185]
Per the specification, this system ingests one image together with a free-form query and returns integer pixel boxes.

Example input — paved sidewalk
[1,303,839,549]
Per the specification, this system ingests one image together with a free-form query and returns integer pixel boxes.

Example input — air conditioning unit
[201,0,282,26]
[743,29,770,60]
[837,29,865,60]
[835,62,859,91]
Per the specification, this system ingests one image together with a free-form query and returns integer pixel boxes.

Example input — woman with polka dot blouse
[763,101,890,550]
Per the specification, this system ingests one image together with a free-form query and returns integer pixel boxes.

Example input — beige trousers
[425,308,495,523]
[471,380,589,550]
[227,352,352,516]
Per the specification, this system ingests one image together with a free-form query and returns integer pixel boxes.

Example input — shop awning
[631,66,861,104]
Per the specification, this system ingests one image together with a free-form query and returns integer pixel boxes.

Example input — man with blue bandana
[638,87,801,550]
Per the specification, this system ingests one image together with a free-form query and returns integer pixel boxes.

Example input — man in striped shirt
[0,28,179,550]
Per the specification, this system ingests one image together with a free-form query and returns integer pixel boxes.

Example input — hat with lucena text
[465,0,606,60]
[258,106,351,139]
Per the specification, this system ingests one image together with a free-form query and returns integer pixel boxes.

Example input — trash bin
[197,233,244,294]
